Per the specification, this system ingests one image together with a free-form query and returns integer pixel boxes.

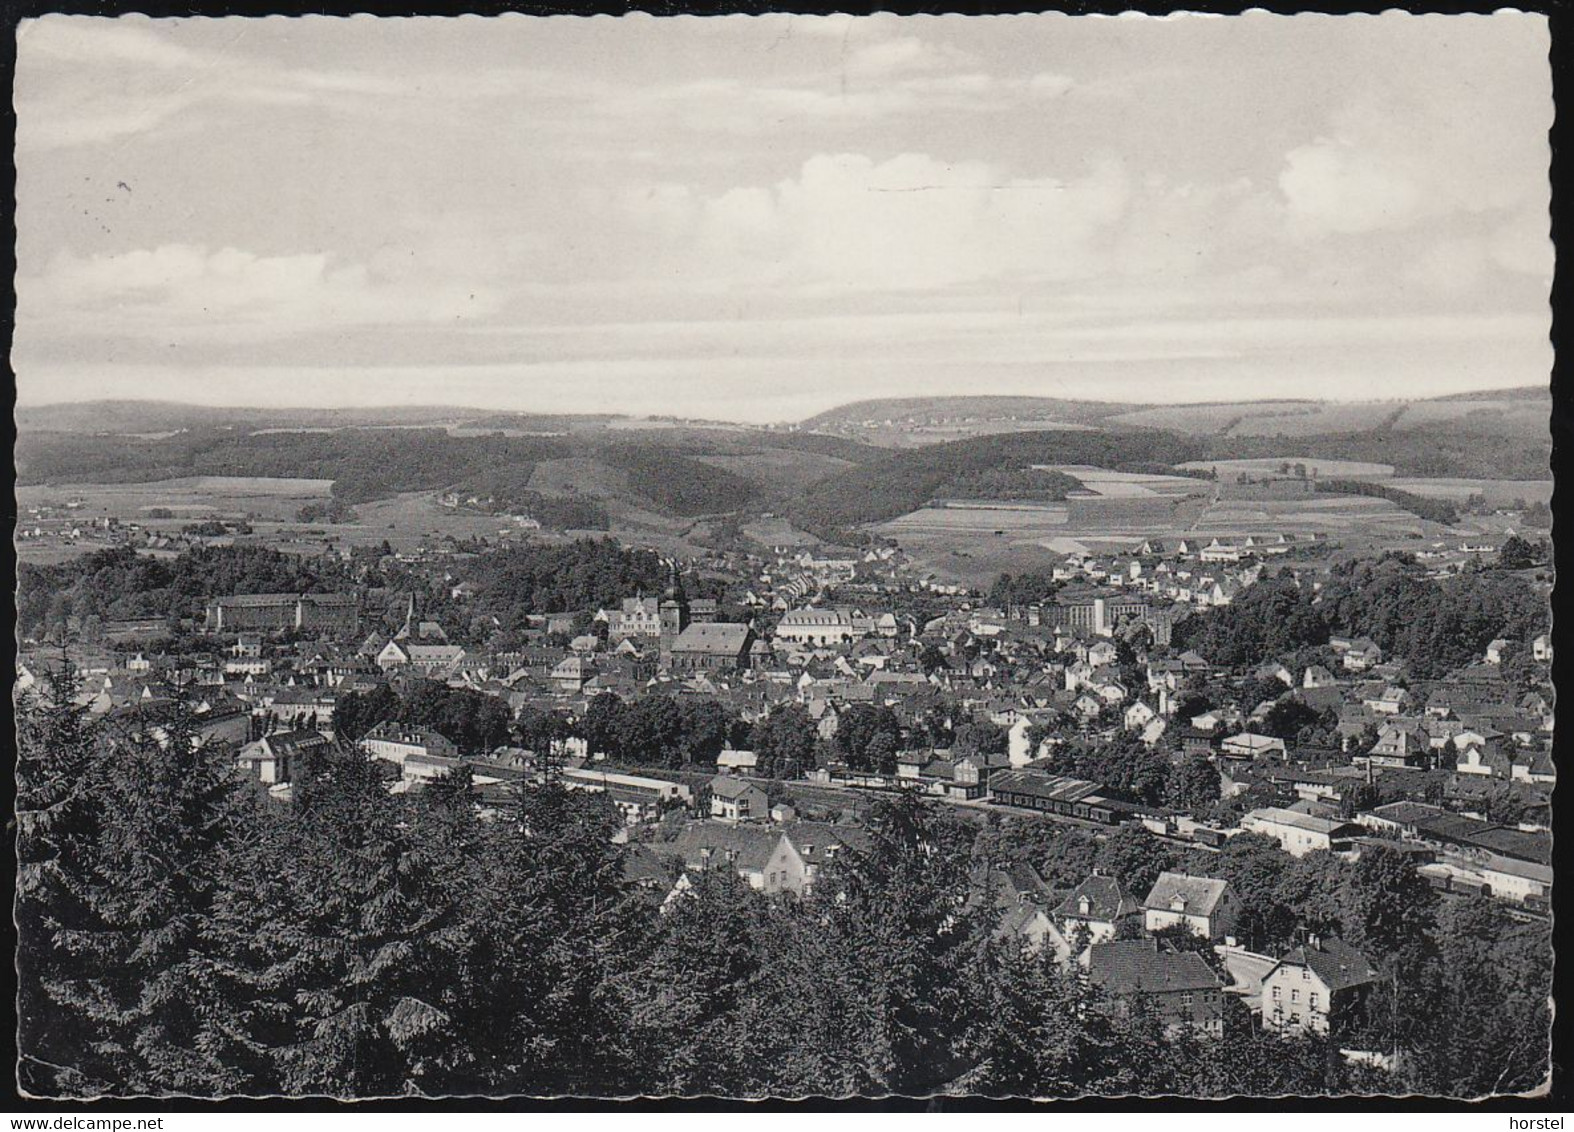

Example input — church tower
[659,562,690,639]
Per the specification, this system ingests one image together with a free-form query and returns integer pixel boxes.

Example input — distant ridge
[799,388,1548,431]
[798,396,1138,431]
[13,400,500,435]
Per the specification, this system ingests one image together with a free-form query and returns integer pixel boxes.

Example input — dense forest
[16,677,1550,1099]
[1208,421,1551,481]
[939,466,1084,502]
[459,538,674,632]
[16,545,354,641]
[1176,560,1550,679]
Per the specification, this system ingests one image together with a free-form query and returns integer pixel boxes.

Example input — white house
[1240,808,1362,858]
[1142,872,1238,941]
[1261,937,1381,1037]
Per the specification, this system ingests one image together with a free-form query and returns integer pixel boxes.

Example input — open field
[742,515,823,548]
[1191,495,1422,536]
[1177,457,1395,479]
[873,477,1473,588]
[1106,402,1317,435]
[1108,396,1549,439]
[695,450,856,493]
[16,477,338,522]
[1036,464,1205,498]
[1387,478,1554,504]
[824,419,1096,449]
[1394,399,1549,434]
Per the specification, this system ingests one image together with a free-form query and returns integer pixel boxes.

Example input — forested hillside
[15,425,869,520]
[787,429,1206,541]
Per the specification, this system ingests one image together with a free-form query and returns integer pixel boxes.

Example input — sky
[12,13,1554,422]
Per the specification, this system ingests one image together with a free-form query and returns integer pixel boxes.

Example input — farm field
[1036,464,1205,498]
[1177,457,1395,479]
[874,477,1474,588]
[1108,396,1548,438]
[1387,478,1553,504]
[1106,402,1321,435]
[1191,495,1422,536]
[16,477,338,522]
[1222,403,1406,436]
[695,450,856,493]
[742,515,823,548]
[1394,399,1549,434]
[827,419,1096,448]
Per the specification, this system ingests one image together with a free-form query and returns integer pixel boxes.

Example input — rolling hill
[12,419,883,526]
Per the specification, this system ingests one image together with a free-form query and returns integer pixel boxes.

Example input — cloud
[15,16,409,151]
[639,151,1132,293]
[19,243,501,339]
[844,36,970,78]
[1279,137,1423,237]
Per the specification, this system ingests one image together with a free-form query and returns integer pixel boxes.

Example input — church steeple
[659,560,689,640]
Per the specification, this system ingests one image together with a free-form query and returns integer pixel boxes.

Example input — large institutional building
[204,593,361,636]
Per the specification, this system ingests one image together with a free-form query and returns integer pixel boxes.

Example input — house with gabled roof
[1261,936,1380,1038]
[235,728,331,785]
[709,774,768,822]
[1053,874,1142,944]
[1142,872,1238,941]
[1083,938,1226,1038]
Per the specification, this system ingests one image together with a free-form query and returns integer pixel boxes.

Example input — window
[1271,986,1281,1001]
[1180,992,1193,1007]
[1310,993,1319,1010]
[1290,989,1299,1003]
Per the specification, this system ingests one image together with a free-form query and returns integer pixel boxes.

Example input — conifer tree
[44,692,254,1094]
[16,665,104,1095]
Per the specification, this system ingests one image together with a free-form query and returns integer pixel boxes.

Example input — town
[16,489,1554,1098]
[12,9,1557,1107]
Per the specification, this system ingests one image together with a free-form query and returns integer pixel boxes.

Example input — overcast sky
[13,13,1553,422]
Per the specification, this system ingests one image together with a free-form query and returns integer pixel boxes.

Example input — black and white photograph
[10,10,1559,1105]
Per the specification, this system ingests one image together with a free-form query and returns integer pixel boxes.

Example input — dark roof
[1142,872,1230,916]
[779,820,871,865]
[1367,800,1449,825]
[1054,874,1140,923]
[661,823,783,872]
[1462,827,1551,864]
[989,771,1104,804]
[671,623,752,656]
[1411,811,1496,843]
[211,592,358,607]
[257,729,330,755]
[622,844,676,888]
[709,774,765,801]
[1087,939,1222,995]
[1274,937,1380,994]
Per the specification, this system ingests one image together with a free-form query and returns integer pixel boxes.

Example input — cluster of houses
[19,519,1553,1039]
[981,863,1385,1045]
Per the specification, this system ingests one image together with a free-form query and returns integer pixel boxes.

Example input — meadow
[1176,457,1396,479]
